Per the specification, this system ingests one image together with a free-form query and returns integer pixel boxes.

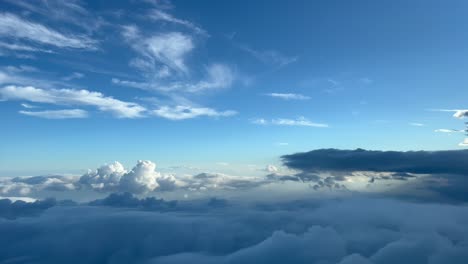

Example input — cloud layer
[1,195,468,264]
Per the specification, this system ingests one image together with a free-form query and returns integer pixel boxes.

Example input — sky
[1,0,468,177]
[2,1,468,263]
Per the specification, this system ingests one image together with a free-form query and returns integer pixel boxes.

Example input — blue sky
[1,0,468,177]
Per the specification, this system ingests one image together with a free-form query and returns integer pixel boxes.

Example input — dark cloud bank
[2,149,468,263]
[282,149,468,203]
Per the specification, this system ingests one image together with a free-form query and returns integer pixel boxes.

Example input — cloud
[0,41,54,53]
[113,63,235,93]
[282,148,468,202]
[433,109,468,119]
[1,197,468,263]
[0,13,96,50]
[152,105,237,120]
[0,198,56,219]
[148,9,206,35]
[79,161,127,192]
[0,85,146,118]
[282,148,468,175]
[265,165,279,173]
[0,175,77,197]
[88,192,177,210]
[79,160,186,194]
[123,28,193,75]
[3,0,104,33]
[435,129,463,133]
[265,93,310,100]
[19,109,88,119]
[252,117,328,128]
[460,139,468,147]
[62,72,84,81]
[240,45,297,67]
[409,122,424,127]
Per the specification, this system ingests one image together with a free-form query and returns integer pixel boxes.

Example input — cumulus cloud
[252,117,328,128]
[1,197,468,263]
[152,105,236,120]
[19,109,88,119]
[0,175,77,197]
[0,13,96,50]
[0,85,146,118]
[265,93,310,100]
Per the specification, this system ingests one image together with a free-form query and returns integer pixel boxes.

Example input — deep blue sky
[1,0,467,176]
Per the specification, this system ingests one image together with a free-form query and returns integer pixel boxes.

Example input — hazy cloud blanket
[1,196,467,264]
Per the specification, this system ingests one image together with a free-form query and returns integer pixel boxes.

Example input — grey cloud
[282,148,468,175]
[1,198,468,263]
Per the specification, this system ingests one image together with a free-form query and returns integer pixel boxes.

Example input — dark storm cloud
[88,192,178,210]
[282,148,468,175]
[0,198,56,219]
[1,197,468,264]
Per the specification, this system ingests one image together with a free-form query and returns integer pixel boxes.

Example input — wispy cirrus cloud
[0,85,145,118]
[252,117,328,128]
[19,109,88,119]
[265,93,310,100]
[148,9,206,35]
[3,0,105,33]
[240,45,297,67]
[0,13,97,50]
[112,63,235,93]
[122,26,193,75]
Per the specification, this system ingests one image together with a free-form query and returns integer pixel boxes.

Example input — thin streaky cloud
[0,13,97,50]
[409,122,425,127]
[252,117,328,128]
[265,93,310,100]
[19,109,88,119]
[0,85,146,118]
[148,9,207,35]
[152,105,237,120]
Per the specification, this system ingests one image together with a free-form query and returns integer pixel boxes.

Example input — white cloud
[0,41,54,53]
[460,139,468,147]
[20,103,36,108]
[0,13,96,50]
[113,63,235,93]
[152,105,237,120]
[435,129,463,133]
[253,117,328,128]
[148,9,206,35]
[409,122,425,127]
[0,85,146,118]
[240,45,297,67]
[265,165,279,173]
[19,109,88,119]
[265,93,310,100]
[119,160,161,194]
[144,32,193,73]
[433,109,468,119]
[62,72,84,81]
